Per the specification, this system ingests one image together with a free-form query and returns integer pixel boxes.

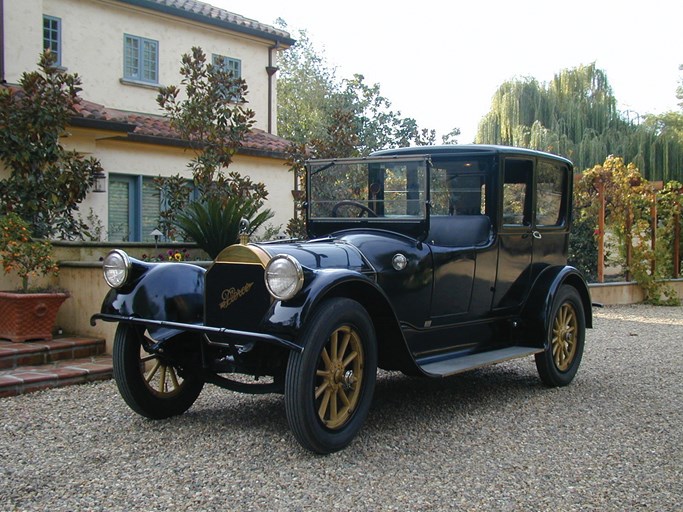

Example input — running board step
[418,346,543,378]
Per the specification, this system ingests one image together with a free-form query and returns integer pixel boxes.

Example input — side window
[124,35,159,84]
[212,54,242,100]
[108,175,161,242]
[43,15,61,66]
[212,54,241,78]
[536,161,566,226]
[430,160,488,216]
[502,160,532,226]
[108,176,133,242]
[450,175,486,215]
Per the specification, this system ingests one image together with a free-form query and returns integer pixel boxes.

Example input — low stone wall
[53,242,207,353]
[56,263,117,352]
[588,280,683,305]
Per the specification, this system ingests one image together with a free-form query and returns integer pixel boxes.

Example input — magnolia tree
[0,51,103,240]
[156,47,273,257]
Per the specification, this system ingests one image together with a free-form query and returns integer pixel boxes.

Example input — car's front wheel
[285,298,377,454]
[113,323,204,419]
[535,285,585,387]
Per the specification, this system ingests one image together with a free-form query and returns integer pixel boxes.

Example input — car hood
[255,238,373,273]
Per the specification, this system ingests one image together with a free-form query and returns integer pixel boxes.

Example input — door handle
[532,230,542,239]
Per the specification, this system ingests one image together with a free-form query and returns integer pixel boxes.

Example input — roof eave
[113,0,296,46]
[125,132,289,160]
[69,116,137,133]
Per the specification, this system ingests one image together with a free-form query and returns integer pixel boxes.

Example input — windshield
[308,156,429,220]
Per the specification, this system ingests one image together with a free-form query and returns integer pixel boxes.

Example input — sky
[212,0,682,143]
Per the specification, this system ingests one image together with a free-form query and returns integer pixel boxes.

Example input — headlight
[102,249,131,289]
[264,254,304,301]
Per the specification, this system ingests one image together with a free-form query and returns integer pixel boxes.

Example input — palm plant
[173,196,273,259]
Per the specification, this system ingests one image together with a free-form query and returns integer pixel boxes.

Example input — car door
[531,159,571,270]
[492,157,571,313]
[492,158,534,311]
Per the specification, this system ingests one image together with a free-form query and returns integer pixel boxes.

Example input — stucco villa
[1,0,297,242]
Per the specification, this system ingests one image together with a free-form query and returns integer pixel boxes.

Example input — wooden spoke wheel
[113,323,204,419]
[141,352,186,398]
[285,298,377,454]
[315,325,365,429]
[535,285,585,387]
[551,302,579,372]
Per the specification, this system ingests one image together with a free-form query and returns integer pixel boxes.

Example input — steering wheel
[331,200,377,218]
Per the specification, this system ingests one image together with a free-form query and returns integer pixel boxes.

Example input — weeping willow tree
[476,63,683,180]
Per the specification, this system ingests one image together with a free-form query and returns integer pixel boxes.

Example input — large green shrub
[156,47,274,248]
[0,51,103,239]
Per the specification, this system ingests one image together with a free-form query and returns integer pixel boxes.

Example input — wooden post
[651,191,657,276]
[597,181,605,283]
[625,206,632,282]
[674,203,681,279]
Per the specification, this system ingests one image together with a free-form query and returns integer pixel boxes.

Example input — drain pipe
[0,0,5,83]
[266,41,280,134]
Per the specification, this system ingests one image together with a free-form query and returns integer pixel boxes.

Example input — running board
[418,346,543,378]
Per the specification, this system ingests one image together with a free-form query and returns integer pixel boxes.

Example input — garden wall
[53,242,207,353]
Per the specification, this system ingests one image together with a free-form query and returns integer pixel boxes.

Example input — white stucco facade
[2,0,295,241]
[5,0,286,131]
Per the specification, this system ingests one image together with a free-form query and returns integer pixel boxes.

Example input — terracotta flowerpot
[0,291,70,342]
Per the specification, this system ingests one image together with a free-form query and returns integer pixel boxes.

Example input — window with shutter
[108,177,132,242]
[108,175,162,242]
[141,178,161,242]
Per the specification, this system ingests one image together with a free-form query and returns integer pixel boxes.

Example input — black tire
[112,323,204,419]
[285,298,377,454]
[535,285,585,387]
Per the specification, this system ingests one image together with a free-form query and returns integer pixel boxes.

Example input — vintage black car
[92,145,592,454]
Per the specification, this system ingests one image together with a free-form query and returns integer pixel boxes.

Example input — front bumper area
[90,313,303,352]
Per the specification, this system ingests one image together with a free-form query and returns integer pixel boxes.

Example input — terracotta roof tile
[95,100,291,154]
[122,0,293,43]
[2,85,290,156]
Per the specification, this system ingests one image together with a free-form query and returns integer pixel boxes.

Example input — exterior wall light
[93,171,107,193]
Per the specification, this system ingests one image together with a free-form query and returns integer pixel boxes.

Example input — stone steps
[0,336,112,398]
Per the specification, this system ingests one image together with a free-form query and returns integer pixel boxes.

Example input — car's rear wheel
[535,285,585,387]
[285,298,377,454]
[113,323,204,419]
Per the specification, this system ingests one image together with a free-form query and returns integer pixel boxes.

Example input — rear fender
[520,265,593,347]
[100,263,205,341]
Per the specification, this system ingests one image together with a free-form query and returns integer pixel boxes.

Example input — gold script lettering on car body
[219,282,254,309]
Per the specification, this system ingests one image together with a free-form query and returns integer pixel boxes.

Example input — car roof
[371,144,573,167]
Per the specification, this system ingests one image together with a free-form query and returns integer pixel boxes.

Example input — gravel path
[1,304,682,511]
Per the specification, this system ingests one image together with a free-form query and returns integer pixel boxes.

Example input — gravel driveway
[1,304,681,511]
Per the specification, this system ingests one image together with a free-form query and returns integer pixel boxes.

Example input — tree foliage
[0,51,103,239]
[574,156,680,303]
[276,27,453,157]
[158,47,256,185]
[156,47,273,250]
[0,213,59,292]
[476,63,683,181]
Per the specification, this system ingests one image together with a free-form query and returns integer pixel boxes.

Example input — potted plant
[0,213,69,342]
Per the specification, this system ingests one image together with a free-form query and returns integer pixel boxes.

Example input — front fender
[261,269,382,336]
[99,262,205,340]
[521,265,593,347]
[261,268,417,371]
